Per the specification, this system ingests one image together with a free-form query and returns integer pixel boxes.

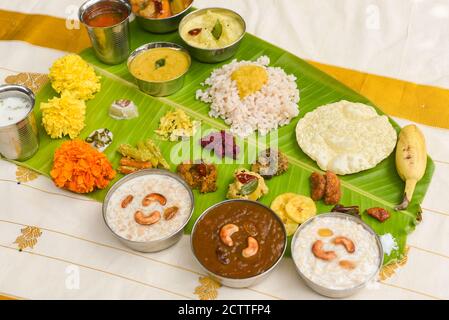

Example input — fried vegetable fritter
[309,171,341,205]
[324,171,341,205]
[310,172,326,201]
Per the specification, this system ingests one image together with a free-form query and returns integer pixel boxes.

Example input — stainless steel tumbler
[0,84,39,161]
[79,0,131,65]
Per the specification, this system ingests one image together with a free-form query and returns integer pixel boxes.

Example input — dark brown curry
[192,200,286,279]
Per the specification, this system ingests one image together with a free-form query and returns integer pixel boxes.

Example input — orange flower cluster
[50,140,116,194]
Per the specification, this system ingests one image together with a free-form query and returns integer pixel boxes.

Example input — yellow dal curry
[130,48,190,82]
[231,65,268,99]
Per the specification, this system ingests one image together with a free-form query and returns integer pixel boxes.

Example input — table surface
[0,0,448,300]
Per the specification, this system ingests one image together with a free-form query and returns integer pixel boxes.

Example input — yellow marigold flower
[41,92,86,139]
[49,54,101,100]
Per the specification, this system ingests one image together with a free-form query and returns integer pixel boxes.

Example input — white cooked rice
[196,56,300,138]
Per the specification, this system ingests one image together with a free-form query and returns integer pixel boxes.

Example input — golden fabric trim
[0,9,90,53]
[0,9,447,129]
[0,220,445,299]
[5,72,48,94]
[433,159,449,165]
[0,218,281,300]
[309,61,449,130]
[408,245,449,260]
[0,179,97,203]
[0,292,25,300]
[15,166,39,183]
[14,226,42,251]
[422,207,449,217]
[0,244,193,300]
[379,282,442,300]
[194,276,221,300]
[379,247,409,281]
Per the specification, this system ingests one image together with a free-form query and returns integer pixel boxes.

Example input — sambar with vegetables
[129,47,191,82]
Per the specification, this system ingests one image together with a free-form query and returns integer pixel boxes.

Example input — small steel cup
[0,84,39,161]
[79,0,131,65]
[135,0,194,34]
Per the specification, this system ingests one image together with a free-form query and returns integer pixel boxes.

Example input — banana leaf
[16,21,434,265]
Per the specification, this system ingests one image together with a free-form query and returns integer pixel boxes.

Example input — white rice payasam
[105,174,192,242]
[293,216,381,291]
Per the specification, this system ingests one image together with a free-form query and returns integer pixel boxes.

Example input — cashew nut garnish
[134,210,161,225]
[142,193,167,207]
[312,240,337,261]
[219,224,239,247]
[121,195,134,208]
[242,236,259,258]
[339,260,356,270]
[333,236,355,253]
[163,206,179,220]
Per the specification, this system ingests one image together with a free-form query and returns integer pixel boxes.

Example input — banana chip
[284,220,299,236]
[285,195,316,224]
[271,193,299,236]
[271,193,296,221]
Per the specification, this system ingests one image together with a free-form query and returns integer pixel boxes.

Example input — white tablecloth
[0,0,448,300]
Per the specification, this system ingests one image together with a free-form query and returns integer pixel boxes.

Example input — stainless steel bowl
[191,199,287,288]
[134,0,194,33]
[79,0,131,64]
[0,84,39,161]
[291,213,384,298]
[179,7,246,63]
[102,169,194,253]
[127,42,191,96]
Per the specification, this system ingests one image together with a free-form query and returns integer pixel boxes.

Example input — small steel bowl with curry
[127,42,191,97]
[191,199,287,288]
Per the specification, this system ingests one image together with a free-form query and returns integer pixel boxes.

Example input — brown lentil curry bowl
[191,199,287,288]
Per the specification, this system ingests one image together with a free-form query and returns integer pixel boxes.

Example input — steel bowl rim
[0,84,35,129]
[178,7,247,52]
[78,0,132,29]
[127,42,192,84]
[102,168,195,245]
[190,199,287,283]
[290,212,384,296]
[133,0,194,21]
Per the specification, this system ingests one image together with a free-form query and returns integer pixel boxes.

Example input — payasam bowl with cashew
[191,199,287,288]
[291,212,383,298]
[103,169,194,252]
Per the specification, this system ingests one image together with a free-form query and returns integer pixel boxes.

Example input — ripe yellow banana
[395,125,427,211]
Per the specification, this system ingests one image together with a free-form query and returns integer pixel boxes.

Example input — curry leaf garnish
[240,179,259,196]
[155,58,166,69]
[211,19,223,40]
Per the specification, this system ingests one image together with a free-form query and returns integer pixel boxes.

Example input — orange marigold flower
[50,140,116,194]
